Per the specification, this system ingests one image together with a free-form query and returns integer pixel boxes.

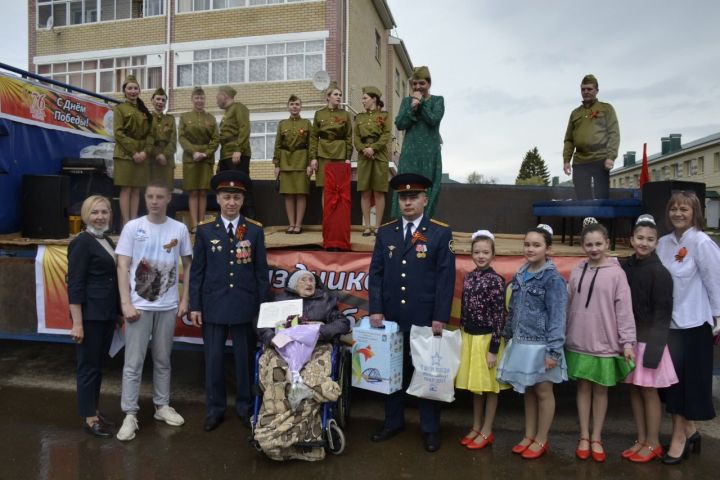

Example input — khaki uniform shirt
[309,107,352,160]
[218,101,251,159]
[178,110,219,164]
[563,100,620,166]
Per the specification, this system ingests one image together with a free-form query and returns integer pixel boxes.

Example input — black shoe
[83,420,112,438]
[662,442,690,465]
[687,431,701,454]
[96,412,115,428]
[423,432,440,453]
[204,416,224,432]
[371,426,404,443]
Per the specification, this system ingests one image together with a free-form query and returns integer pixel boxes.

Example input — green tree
[516,147,550,186]
[466,171,498,184]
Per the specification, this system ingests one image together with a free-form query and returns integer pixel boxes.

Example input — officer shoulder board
[245,217,263,228]
[198,217,214,227]
[379,219,399,228]
[430,218,449,228]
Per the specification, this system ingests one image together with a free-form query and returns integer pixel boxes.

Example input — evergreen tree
[515,147,550,186]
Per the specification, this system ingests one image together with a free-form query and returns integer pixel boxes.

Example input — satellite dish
[46,15,54,29]
[312,70,330,91]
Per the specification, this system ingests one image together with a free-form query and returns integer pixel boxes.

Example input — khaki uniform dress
[148,112,177,187]
[353,109,391,192]
[308,107,352,187]
[113,101,152,187]
[179,110,219,191]
[272,116,312,194]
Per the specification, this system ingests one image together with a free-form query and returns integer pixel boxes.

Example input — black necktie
[405,222,413,246]
[227,222,234,240]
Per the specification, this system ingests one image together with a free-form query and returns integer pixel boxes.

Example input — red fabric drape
[322,162,351,250]
[639,142,650,189]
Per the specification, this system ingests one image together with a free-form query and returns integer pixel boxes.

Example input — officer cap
[152,87,167,98]
[362,86,382,98]
[218,85,237,98]
[390,173,432,196]
[191,86,205,96]
[210,170,252,193]
[411,66,431,83]
[581,74,598,87]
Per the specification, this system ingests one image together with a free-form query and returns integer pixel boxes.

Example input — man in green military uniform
[563,74,620,200]
[148,87,177,188]
[216,85,255,218]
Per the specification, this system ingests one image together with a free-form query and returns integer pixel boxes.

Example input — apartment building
[29,0,414,179]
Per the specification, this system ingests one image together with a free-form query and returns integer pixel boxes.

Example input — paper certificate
[256,299,304,329]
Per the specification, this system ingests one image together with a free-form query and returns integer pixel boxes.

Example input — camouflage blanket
[253,343,341,461]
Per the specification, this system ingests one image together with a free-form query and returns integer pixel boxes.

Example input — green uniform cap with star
[411,66,431,82]
[152,87,167,98]
[218,85,237,98]
[581,74,598,87]
[362,86,382,98]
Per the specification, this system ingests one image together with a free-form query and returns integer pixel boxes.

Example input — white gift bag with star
[406,325,462,402]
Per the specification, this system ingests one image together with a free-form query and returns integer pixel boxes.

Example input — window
[374,30,381,63]
[38,55,162,93]
[37,1,159,28]
[249,120,278,161]
[697,156,704,175]
[672,163,680,178]
[177,0,307,12]
[394,68,400,94]
[684,159,692,177]
[176,39,324,87]
[651,168,658,181]
[714,152,720,172]
[633,174,639,187]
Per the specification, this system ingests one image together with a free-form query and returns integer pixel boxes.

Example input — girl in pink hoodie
[566,218,636,463]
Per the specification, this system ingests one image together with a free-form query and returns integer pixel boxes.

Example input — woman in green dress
[113,74,152,226]
[178,87,219,232]
[392,66,445,218]
[309,83,353,206]
[148,87,177,188]
[273,95,312,234]
[354,86,390,236]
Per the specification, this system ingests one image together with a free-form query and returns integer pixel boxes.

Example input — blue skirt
[496,340,567,393]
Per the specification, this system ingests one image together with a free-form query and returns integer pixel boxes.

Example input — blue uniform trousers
[76,320,114,417]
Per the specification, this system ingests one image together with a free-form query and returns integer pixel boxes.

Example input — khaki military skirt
[279,170,310,195]
[149,161,175,189]
[357,156,389,192]
[183,160,214,191]
[114,157,149,187]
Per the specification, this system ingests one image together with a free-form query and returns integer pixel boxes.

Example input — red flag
[639,142,650,189]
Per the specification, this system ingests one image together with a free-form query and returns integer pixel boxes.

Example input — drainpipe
[344,0,349,101]
[165,0,172,111]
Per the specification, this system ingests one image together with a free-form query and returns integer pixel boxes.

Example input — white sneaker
[116,414,139,442]
[154,405,185,426]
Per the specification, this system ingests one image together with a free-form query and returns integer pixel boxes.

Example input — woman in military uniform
[113,74,152,226]
[273,95,312,234]
[178,87,219,232]
[354,86,390,236]
[308,83,353,202]
[392,66,445,219]
[148,87,176,188]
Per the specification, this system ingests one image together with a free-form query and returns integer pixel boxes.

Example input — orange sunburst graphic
[43,245,71,329]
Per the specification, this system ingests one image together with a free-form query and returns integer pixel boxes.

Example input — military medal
[388,245,396,259]
[235,240,252,264]
[210,239,220,253]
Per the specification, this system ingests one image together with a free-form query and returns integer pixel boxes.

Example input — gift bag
[406,326,462,402]
[351,318,404,394]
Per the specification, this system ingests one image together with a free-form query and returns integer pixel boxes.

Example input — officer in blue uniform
[189,170,270,432]
[368,173,456,452]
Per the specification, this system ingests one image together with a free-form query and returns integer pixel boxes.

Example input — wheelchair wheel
[325,419,345,455]
[336,347,351,429]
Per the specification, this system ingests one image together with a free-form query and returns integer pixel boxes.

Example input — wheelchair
[250,341,352,456]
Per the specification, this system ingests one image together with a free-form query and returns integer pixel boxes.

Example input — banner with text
[36,246,582,344]
[0,72,113,139]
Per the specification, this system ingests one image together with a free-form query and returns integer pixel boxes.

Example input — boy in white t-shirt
[115,180,193,442]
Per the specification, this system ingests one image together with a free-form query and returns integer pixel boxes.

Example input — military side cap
[390,173,432,194]
[191,86,205,96]
[211,170,251,193]
[581,74,598,87]
[218,85,237,98]
[326,81,340,94]
[152,87,167,98]
[124,74,139,86]
[412,66,431,81]
[362,86,382,98]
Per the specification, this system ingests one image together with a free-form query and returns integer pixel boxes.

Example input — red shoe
[621,440,641,459]
[521,440,549,460]
[512,437,534,454]
[467,432,494,450]
[459,429,480,446]
[628,444,664,463]
[590,440,606,463]
[576,437,590,460]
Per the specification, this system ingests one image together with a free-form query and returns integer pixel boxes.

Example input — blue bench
[532,199,642,250]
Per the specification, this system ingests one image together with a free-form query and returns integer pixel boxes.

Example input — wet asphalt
[1,340,719,480]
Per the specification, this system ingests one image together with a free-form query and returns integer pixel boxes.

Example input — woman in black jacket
[67,196,120,438]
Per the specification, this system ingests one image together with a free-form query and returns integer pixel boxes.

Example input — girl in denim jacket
[497,224,568,460]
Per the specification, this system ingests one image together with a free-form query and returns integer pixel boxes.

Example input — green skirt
[183,161,214,191]
[279,170,310,194]
[150,161,175,189]
[114,157,149,187]
[565,350,635,386]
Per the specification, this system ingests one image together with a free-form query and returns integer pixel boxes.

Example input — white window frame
[36,0,164,29]
[176,0,317,14]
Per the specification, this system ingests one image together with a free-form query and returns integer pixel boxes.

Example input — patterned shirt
[460,267,506,353]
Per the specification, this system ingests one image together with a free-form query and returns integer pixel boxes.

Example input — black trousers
[572,159,609,200]
[202,322,257,420]
[76,320,114,418]
[218,155,256,219]
[384,331,442,433]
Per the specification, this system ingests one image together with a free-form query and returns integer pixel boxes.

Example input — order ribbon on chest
[234,224,252,264]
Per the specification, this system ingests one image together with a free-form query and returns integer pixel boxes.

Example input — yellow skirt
[455,331,511,394]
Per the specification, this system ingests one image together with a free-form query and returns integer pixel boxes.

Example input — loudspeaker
[21,175,70,239]
[641,181,705,236]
